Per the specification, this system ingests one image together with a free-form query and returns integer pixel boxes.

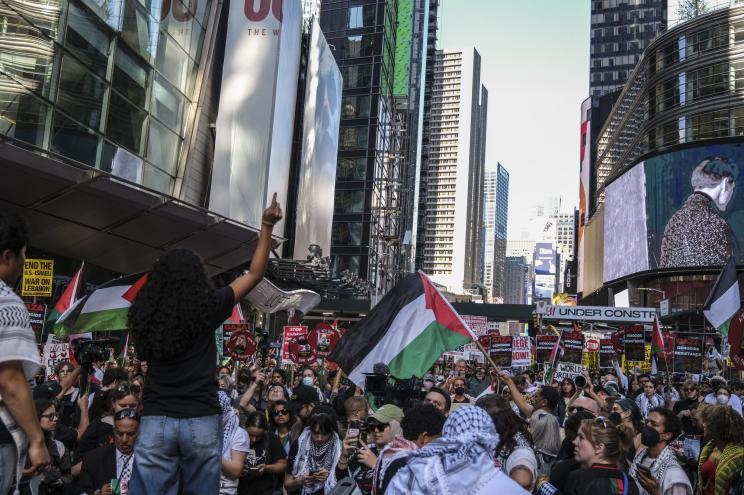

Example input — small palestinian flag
[704,256,741,337]
[543,329,564,383]
[54,273,148,336]
[48,263,85,328]
[329,271,477,387]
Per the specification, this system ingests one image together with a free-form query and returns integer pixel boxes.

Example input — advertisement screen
[605,142,744,281]
[534,242,556,274]
[534,274,555,300]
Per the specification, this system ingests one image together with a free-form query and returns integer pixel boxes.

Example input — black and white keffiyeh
[291,427,342,495]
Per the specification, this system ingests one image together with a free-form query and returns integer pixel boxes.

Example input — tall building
[320,0,402,296]
[504,256,529,305]
[481,171,497,301]
[493,163,510,300]
[590,0,667,98]
[420,47,488,294]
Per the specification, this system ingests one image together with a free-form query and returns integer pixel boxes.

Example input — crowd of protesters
[4,209,744,495]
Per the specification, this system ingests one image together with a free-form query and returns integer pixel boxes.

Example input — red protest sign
[307,322,341,358]
[288,337,316,365]
[225,330,257,361]
[282,326,307,364]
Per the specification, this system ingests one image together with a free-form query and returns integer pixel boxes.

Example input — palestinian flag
[54,273,148,336]
[47,263,85,327]
[328,271,477,387]
[703,256,741,337]
[543,330,564,383]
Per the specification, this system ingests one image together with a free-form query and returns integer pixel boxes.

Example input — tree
[677,0,710,22]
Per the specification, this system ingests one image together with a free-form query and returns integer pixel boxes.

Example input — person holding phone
[238,412,287,495]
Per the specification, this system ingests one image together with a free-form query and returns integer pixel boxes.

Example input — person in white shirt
[219,391,250,495]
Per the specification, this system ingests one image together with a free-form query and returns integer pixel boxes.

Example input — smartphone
[348,420,361,439]
[636,464,652,476]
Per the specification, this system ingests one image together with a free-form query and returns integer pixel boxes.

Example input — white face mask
[302,376,314,387]
[717,394,730,405]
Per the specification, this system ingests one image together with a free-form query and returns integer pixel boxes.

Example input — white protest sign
[553,362,583,382]
[511,336,531,367]
[42,335,70,381]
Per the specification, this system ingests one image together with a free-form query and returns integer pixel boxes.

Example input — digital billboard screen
[534,242,556,275]
[604,142,744,281]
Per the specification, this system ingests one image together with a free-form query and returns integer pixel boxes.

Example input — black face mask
[608,412,622,426]
[454,387,466,396]
[640,425,661,447]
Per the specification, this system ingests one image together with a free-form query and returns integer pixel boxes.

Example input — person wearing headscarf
[219,390,250,495]
[386,406,528,494]
[284,406,342,495]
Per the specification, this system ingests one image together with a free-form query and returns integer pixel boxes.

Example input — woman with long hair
[238,412,287,495]
[19,399,72,495]
[697,404,744,495]
[127,196,282,495]
[284,408,343,495]
[636,379,664,419]
[269,400,294,455]
[489,405,537,491]
[558,379,577,424]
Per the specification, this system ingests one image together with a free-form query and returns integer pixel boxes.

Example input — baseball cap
[286,385,319,411]
[368,404,404,424]
[33,382,61,400]
[423,374,435,383]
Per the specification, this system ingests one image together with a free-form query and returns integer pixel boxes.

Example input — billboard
[292,19,342,258]
[604,142,744,281]
[534,242,556,274]
[211,0,302,231]
[577,97,591,294]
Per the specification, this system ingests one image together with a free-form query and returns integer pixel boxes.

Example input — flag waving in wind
[54,273,148,336]
[704,256,741,337]
[48,263,85,329]
[328,272,477,387]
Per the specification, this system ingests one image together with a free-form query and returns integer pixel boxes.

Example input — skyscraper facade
[589,0,667,98]
[420,48,488,294]
[504,256,529,305]
[321,0,402,296]
[481,171,497,301]
[493,162,509,300]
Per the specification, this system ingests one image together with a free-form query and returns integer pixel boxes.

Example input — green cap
[369,404,404,424]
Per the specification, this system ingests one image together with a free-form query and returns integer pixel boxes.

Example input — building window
[334,190,365,213]
[337,156,367,180]
[332,255,361,277]
[0,75,49,148]
[342,64,373,88]
[332,222,363,245]
[113,45,150,109]
[51,112,100,166]
[57,55,106,130]
[341,95,370,119]
[106,91,147,153]
[339,126,368,149]
[65,2,112,78]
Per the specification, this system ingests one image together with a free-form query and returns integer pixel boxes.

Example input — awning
[0,140,283,276]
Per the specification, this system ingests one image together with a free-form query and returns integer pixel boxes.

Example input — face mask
[302,377,314,387]
[717,394,730,404]
[454,387,465,396]
[608,412,622,426]
[640,425,661,448]
[423,381,433,391]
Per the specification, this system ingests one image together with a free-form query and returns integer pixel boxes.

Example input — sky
[439,0,590,238]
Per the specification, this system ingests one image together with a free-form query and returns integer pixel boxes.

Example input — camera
[364,371,425,409]
[574,375,587,388]
[70,338,117,371]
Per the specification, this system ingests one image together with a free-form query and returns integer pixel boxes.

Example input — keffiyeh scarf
[291,427,342,495]
[387,406,500,495]
[636,393,664,418]
[373,433,418,495]
[219,390,239,457]
[629,445,682,495]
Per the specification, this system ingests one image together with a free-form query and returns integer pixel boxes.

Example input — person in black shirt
[127,194,283,495]
[238,412,287,495]
[673,380,705,480]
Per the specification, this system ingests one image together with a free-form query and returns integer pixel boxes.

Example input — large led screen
[605,142,744,282]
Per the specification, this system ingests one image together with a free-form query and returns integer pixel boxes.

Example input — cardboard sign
[489,336,512,367]
[462,315,488,336]
[25,303,47,337]
[308,322,340,358]
[226,330,257,361]
[599,339,615,368]
[512,336,531,367]
[553,362,583,382]
[223,323,251,359]
[673,337,703,374]
[282,325,308,364]
[287,337,316,365]
[622,325,646,362]
[536,335,559,364]
[22,259,54,297]
[562,332,584,364]
[41,335,69,381]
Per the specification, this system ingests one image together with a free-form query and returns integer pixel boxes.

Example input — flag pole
[474,337,501,392]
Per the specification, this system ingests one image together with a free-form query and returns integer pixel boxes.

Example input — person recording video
[126,195,282,495]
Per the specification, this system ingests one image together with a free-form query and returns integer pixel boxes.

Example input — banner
[41,335,70,381]
[282,325,308,364]
[623,325,646,362]
[553,362,583,382]
[537,304,657,323]
[489,336,513,367]
[512,336,531,367]
[536,335,558,364]
[599,339,615,368]
[673,337,704,374]
[25,303,47,337]
[22,258,54,297]
[562,331,584,364]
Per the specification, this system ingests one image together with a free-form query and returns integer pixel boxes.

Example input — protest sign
[622,325,646,362]
[22,259,54,297]
[462,315,489,336]
[673,337,703,374]
[536,335,558,363]
[553,362,583,381]
[308,322,340,358]
[282,325,308,364]
[287,337,316,365]
[489,336,513,367]
[42,335,70,381]
[223,323,251,359]
[512,336,531,367]
[25,303,47,337]
[599,339,615,368]
[225,330,257,361]
[562,332,584,364]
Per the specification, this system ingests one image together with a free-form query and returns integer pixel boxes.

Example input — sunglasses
[115,383,142,396]
[367,422,388,433]
[594,416,609,429]
[568,406,589,414]
[115,408,141,421]
[272,409,289,417]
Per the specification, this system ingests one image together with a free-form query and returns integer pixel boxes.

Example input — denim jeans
[128,415,222,495]
[0,443,17,495]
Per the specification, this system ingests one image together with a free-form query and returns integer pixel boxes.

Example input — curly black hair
[401,403,445,441]
[128,248,218,361]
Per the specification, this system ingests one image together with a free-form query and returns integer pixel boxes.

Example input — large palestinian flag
[703,256,741,337]
[54,273,147,336]
[329,271,477,387]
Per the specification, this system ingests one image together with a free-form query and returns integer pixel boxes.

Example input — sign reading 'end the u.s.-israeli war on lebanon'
[537,304,657,323]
